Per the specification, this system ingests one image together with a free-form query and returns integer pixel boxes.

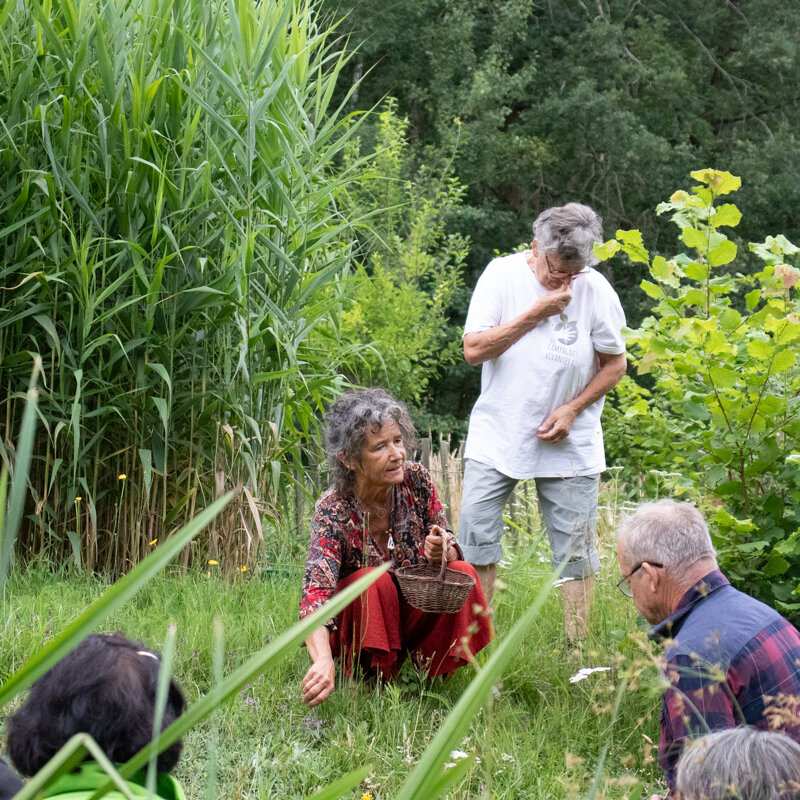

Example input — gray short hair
[617,499,717,571]
[532,202,603,267]
[676,727,800,800]
[324,388,417,494]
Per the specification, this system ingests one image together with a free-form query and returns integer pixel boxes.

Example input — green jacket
[40,762,186,800]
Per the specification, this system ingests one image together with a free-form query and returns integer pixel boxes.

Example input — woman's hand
[302,627,335,707]
[425,525,456,564]
[301,658,335,708]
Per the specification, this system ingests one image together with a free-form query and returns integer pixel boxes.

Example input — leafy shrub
[599,169,800,617]
[338,101,469,404]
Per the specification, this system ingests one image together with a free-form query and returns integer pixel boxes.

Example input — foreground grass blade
[85,564,391,800]
[395,577,556,800]
[0,492,234,707]
[0,367,40,594]
[13,734,138,800]
[303,764,374,800]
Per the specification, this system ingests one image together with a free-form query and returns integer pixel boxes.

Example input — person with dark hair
[676,727,800,800]
[460,202,627,641]
[299,387,493,707]
[4,633,186,799]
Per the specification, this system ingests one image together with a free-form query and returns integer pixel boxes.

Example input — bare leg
[560,574,594,643]
[473,563,497,607]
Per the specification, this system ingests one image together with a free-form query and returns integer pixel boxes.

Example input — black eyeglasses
[616,561,664,597]
[544,252,586,279]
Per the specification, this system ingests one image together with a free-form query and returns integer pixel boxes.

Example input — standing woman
[300,388,492,707]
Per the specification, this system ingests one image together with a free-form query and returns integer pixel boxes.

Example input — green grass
[0,498,667,799]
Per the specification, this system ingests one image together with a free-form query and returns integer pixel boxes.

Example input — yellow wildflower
[149,539,158,546]
[74,496,83,503]
[241,565,247,572]
[118,474,127,480]
[208,559,218,566]
[361,794,373,800]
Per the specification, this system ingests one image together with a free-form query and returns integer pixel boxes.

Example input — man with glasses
[617,500,800,798]
[459,202,626,642]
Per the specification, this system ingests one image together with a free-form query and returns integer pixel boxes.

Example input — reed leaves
[0,0,367,571]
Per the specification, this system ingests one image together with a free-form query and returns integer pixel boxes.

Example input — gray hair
[324,388,417,494]
[617,499,717,571]
[676,727,800,800]
[532,202,603,267]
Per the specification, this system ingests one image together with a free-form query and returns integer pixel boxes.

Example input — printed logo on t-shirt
[544,313,579,366]
[555,313,578,345]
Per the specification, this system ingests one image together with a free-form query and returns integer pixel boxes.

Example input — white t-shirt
[463,251,626,479]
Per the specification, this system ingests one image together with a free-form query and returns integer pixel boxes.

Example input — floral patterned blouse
[299,462,458,623]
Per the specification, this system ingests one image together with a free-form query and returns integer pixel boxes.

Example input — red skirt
[330,561,493,679]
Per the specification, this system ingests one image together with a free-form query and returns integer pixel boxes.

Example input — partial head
[532,202,603,271]
[8,633,185,777]
[616,500,717,623]
[676,727,800,800]
[325,388,417,494]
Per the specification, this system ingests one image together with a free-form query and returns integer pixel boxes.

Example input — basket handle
[438,536,448,581]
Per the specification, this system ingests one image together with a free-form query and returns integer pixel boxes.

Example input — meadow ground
[1,483,667,799]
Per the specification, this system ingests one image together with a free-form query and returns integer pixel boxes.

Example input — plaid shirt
[649,570,800,794]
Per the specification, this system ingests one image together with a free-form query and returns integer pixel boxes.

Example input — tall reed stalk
[0,0,365,572]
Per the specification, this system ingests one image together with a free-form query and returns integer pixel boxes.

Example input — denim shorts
[457,459,600,579]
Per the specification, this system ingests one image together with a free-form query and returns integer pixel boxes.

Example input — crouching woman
[300,388,493,707]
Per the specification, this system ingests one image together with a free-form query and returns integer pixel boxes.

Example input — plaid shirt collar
[648,569,729,642]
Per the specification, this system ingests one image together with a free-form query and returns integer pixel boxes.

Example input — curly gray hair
[324,388,417,494]
[532,202,603,267]
[676,727,800,800]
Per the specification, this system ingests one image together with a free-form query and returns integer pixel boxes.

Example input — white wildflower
[569,667,611,684]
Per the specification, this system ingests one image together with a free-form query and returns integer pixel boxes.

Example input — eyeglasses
[544,252,586,279]
[616,561,664,597]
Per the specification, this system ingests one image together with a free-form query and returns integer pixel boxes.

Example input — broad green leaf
[747,339,772,360]
[593,239,620,261]
[709,239,737,267]
[719,308,741,330]
[764,556,791,577]
[772,349,796,373]
[712,203,742,227]
[651,256,679,288]
[640,280,663,299]
[616,229,649,264]
[708,366,738,388]
[745,289,761,309]
[624,398,649,417]
[684,261,708,281]
[681,227,709,252]
[690,169,742,196]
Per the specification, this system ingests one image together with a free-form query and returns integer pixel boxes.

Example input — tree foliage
[320,0,800,424]
[338,101,469,404]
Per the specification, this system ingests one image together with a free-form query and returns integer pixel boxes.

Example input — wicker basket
[395,548,475,614]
